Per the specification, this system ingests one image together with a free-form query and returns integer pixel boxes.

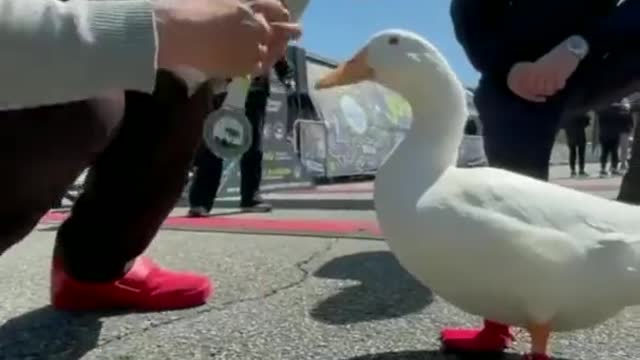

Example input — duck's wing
[440,167,640,244]
[417,168,640,312]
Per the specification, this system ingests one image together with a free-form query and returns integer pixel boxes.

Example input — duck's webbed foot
[440,319,513,352]
[523,322,552,360]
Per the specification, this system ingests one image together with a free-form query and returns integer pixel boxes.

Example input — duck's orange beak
[315,48,374,90]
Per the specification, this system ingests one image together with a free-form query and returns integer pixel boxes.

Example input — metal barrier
[294,119,329,178]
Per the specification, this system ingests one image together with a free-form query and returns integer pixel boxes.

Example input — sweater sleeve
[450,0,514,78]
[0,0,157,110]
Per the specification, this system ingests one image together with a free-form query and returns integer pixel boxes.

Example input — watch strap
[222,76,251,109]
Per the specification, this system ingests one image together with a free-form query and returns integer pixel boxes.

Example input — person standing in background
[450,0,640,354]
[618,99,635,172]
[562,113,590,177]
[617,99,640,203]
[464,117,479,135]
[188,58,294,216]
[597,101,630,177]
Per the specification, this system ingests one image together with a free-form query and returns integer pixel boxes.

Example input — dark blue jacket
[563,113,590,132]
[598,102,633,140]
[450,0,620,81]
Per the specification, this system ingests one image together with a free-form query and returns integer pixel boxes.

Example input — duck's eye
[388,36,399,46]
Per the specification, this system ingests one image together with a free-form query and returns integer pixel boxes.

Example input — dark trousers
[565,129,587,172]
[0,71,213,282]
[189,91,267,211]
[477,0,640,181]
[600,137,620,170]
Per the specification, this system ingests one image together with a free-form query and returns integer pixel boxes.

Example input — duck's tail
[583,236,640,306]
[616,239,640,306]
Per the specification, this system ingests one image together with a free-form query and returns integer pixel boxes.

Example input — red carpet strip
[41,212,383,239]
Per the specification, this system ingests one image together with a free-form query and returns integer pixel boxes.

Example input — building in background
[194,46,488,199]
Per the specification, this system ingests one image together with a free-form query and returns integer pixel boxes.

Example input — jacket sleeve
[0,0,157,110]
[450,0,514,78]
[580,0,635,54]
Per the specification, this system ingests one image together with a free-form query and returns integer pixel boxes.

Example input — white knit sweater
[0,0,157,109]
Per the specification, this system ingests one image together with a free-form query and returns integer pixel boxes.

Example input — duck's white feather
[345,28,640,333]
[379,165,640,331]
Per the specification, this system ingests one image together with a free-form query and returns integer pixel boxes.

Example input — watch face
[203,107,253,159]
[568,36,587,55]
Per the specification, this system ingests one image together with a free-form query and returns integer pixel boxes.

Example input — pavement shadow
[311,251,433,325]
[0,306,102,359]
[342,350,569,360]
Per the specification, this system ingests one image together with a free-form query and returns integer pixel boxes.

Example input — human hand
[532,40,581,94]
[246,0,302,70]
[507,41,581,103]
[153,0,301,78]
[507,62,547,103]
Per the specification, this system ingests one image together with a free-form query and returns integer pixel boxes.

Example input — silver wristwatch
[566,35,589,60]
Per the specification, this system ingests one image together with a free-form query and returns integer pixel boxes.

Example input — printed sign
[306,60,412,177]
[217,71,312,197]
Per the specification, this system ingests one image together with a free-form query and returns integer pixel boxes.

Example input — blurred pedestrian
[188,57,294,216]
[562,113,590,177]
[597,101,631,176]
[619,100,635,171]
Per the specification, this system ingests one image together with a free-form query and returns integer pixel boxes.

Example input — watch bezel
[567,35,589,59]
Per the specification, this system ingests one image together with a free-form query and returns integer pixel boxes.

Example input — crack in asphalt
[94,238,340,350]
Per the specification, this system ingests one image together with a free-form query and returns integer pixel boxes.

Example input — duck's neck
[376,80,467,212]
[396,78,467,180]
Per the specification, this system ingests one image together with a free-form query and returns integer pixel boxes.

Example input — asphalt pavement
[1,163,637,360]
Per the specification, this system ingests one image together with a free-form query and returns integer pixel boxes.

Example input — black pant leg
[600,140,611,169]
[577,140,587,172]
[475,78,562,181]
[568,144,577,172]
[240,91,267,203]
[0,98,122,256]
[188,145,224,212]
[56,72,213,282]
[611,137,621,169]
[187,92,228,212]
[565,129,577,172]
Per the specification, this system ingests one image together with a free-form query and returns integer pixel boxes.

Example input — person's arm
[0,0,157,109]
[450,0,513,78]
[578,0,626,54]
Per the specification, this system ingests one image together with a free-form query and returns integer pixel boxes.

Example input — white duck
[315,29,640,359]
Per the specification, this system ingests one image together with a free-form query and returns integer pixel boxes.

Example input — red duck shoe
[441,323,513,352]
[51,257,213,312]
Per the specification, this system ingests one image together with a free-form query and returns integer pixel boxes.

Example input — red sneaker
[51,257,213,311]
[441,320,513,352]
